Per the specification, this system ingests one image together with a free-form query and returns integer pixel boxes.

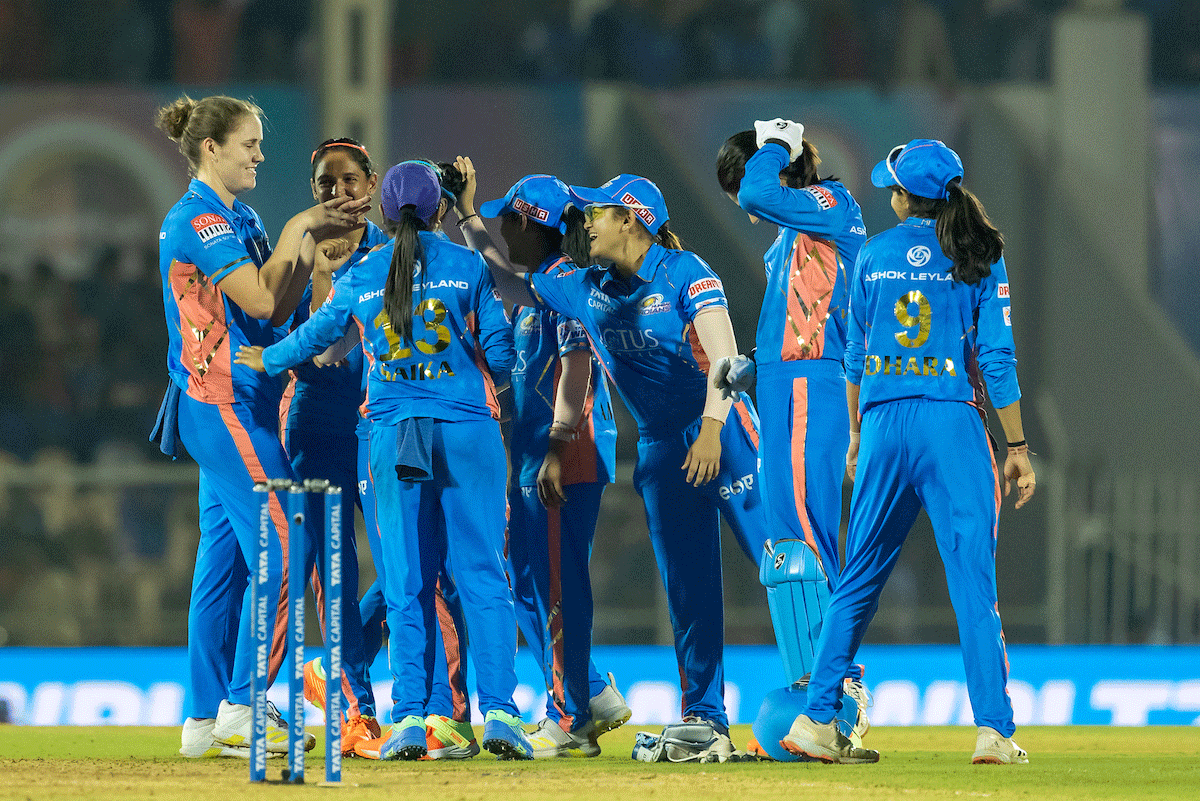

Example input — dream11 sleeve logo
[906,245,932,267]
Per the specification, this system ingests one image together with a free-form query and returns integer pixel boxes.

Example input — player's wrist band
[456,213,479,227]
[1006,439,1027,448]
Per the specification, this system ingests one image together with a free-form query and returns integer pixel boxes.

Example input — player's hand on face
[682,422,723,486]
[454,156,477,218]
[234,345,267,372]
[310,193,372,240]
[537,450,568,509]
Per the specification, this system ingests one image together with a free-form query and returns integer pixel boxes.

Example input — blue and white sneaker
[481,710,534,760]
[380,715,427,761]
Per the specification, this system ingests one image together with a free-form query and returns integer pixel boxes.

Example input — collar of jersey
[598,242,665,291]
[187,178,252,226]
[538,251,572,274]
[901,216,936,228]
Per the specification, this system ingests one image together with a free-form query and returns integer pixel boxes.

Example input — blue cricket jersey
[844,217,1020,413]
[261,231,515,424]
[158,178,276,405]
[526,244,728,437]
[282,221,391,425]
[509,253,617,487]
[737,143,866,366]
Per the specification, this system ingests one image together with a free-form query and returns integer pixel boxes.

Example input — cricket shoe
[526,717,600,758]
[341,715,381,756]
[304,657,327,712]
[425,714,479,759]
[212,699,315,753]
[589,672,632,736]
[351,725,392,760]
[380,715,427,760]
[180,717,257,758]
[971,726,1029,765]
[482,710,534,760]
[781,713,880,764]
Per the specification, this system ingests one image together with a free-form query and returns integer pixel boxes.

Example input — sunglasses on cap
[884,144,904,188]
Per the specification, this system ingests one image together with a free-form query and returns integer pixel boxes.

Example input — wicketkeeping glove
[754,118,805,162]
[712,354,757,400]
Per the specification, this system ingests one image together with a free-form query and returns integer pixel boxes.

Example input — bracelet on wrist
[1006,439,1027,449]
[456,213,479,227]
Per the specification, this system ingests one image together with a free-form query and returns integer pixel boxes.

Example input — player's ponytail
[385,207,426,344]
[656,221,683,251]
[561,205,591,266]
[935,181,1004,285]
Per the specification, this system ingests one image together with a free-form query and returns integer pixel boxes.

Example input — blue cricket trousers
[508,480,607,731]
[756,360,849,582]
[284,411,375,719]
[633,400,768,728]
[177,393,291,717]
[369,417,519,722]
[805,399,1015,736]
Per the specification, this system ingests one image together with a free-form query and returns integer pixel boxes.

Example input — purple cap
[870,139,964,200]
[567,174,669,234]
[381,161,441,224]
[479,174,572,233]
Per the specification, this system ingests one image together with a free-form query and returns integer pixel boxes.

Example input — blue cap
[870,139,963,200]
[479,174,571,233]
[567,174,669,234]
[381,161,441,224]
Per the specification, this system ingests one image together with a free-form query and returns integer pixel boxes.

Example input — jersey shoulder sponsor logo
[190,213,234,243]
[687,277,722,298]
[620,192,656,228]
[906,245,931,267]
[997,282,1010,298]
[805,185,837,210]
[639,293,671,314]
[512,197,550,223]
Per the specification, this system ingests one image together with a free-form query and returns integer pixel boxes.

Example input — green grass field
[1,725,1197,801]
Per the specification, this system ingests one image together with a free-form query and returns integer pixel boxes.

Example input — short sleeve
[556,316,590,356]
[672,251,728,319]
[173,211,255,284]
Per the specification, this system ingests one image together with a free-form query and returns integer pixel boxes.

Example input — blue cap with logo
[870,139,963,201]
[480,174,572,233]
[381,160,441,224]
[567,174,669,235]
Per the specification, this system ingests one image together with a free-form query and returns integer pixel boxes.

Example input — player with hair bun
[152,94,368,759]
[783,139,1035,766]
[459,157,767,760]
[714,119,870,758]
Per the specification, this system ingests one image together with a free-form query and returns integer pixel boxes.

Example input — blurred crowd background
[1,0,1197,653]
[2,1,1200,87]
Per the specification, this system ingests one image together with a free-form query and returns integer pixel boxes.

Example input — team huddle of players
[156,93,1035,766]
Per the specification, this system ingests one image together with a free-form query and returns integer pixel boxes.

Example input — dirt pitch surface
[2,725,1198,801]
